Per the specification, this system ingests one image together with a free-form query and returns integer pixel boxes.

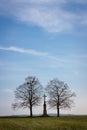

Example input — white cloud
[0,46,48,57]
[16,6,75,32]
[0,0,87,32]
[0,46,87,68]
[0,46,68,65]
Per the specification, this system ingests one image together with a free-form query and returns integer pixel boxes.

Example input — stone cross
[43,94,48,116]
[43,94,47,103]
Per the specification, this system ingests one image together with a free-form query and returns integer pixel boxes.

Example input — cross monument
[43,94,48,116]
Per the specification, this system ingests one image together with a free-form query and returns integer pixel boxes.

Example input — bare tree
[46,78,76,117]
[12,76,43,117]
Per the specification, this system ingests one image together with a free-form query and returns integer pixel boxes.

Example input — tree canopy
[12,76,43,117]
[12,76,76,117]
[46,78,76,117]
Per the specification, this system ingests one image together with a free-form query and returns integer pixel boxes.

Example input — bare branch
[12,76,43,117]
[46,78,76,117]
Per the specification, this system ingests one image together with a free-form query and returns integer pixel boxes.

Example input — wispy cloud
[17,6,76,32]
[0,0,87,32]
[0,46,48,57]
[0,46,66,64]
[0,46,87,67]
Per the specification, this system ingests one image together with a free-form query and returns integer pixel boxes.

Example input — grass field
[0,116,87,130]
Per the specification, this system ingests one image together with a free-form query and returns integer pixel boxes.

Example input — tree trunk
[57,107,59,117]
[30,106,32,117]
[57,100,60,117]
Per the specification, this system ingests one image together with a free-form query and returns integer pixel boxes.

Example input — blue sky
[0,0,87,116]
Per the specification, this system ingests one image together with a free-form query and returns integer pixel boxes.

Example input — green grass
[0,116,87,130]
